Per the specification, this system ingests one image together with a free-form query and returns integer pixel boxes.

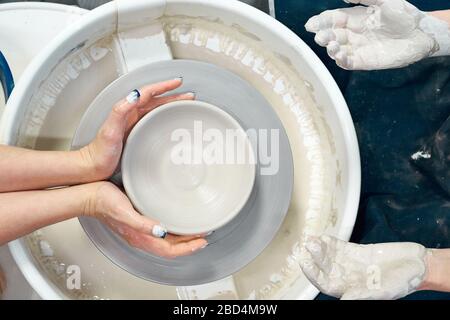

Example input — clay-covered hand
[305,0,450,70]
[299,235,429,299]
[84,182,207,258]
[80,78,194,180]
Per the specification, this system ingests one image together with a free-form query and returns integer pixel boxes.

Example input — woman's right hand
[83,182,207,258]
[305,0,450,70]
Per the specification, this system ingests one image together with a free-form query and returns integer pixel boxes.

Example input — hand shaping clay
[72,59,294,286]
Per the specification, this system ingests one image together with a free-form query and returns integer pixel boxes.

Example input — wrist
[422,12,450,57]
[77,145,107,182]
[429,11,450,26]
[79,181,108,218]
[418,249,450,292]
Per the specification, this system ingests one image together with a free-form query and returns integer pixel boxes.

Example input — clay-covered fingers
[306,6,371,35]
[299,243,331,292]
[305,9,349,33]
[304,237,329,268]
[304,235,342,274]
[324,31,368,70]
[332,45,354,69]
[164,233,205,244]
[314,28,351,47]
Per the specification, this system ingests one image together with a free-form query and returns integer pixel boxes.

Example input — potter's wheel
[72,59,294,285]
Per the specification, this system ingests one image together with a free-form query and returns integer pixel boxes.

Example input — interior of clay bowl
[122,100,256,235]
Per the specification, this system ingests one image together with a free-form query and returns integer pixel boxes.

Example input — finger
[119,212,168,239]
[299,247,331,292]
[318,28,354,47]
[169,238,208,257]
[118,78,184,111]
[334,45,353,69]
[305,10,348,33]
[299,248,320,281]
[332,29,350,45]
[305,236,337,274]
[152,92,195,106]
[164,233,205,244]
[138,78,183,103]
[98,95,140,139]
[319,234,342,252]
[99,95,140,140]
[305,237,326,264]
[327,41,341,58]
[314,30,334,46]
[124,92,195,135]
[153,238,208,258]
[329,30,369,70]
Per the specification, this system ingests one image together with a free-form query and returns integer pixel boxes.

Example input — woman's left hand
[84,181,207,258]
[80,78,194,180]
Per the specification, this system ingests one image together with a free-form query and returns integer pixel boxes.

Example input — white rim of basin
[1,0,361,300]
[122,100,256,235]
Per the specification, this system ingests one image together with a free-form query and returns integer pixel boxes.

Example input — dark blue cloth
[0,50,14,101]
[275,0,450,300]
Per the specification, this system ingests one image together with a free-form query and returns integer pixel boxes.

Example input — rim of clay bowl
[121,100,256,235]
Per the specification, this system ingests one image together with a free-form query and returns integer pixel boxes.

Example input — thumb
[100,100,134,141]
[121,211,168,239]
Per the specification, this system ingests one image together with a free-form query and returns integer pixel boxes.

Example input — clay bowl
[121,100,256,235]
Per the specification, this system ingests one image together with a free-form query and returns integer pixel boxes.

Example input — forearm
[429,10,450,26]
[0,183,95,244]
[418,249,450,292]
[0,145,97,192]
[426,10,450,57]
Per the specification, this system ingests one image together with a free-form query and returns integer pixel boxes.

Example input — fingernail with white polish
[152,225,167,238]
[126,89,140,104]
[175,77,183,82]
[187,91,196,98]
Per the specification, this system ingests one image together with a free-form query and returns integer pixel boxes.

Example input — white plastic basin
[1,0,360,300]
